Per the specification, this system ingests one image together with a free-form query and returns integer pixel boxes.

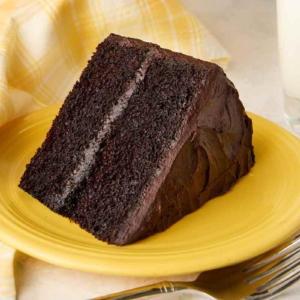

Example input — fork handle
[89,281,189,300]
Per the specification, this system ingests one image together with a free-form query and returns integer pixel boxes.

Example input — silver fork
[90,233,300,300]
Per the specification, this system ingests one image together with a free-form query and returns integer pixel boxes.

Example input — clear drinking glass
[277,0,300,135]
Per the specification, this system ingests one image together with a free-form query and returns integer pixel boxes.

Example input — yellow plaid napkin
[0,0,229,298]
[0,242,15,300]
[0,0,230,128]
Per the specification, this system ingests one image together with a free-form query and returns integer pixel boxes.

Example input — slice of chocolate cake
[19,33,255,246]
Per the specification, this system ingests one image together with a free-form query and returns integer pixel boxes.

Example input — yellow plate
[0,105,300,277]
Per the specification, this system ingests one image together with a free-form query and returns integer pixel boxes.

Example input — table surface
[14,0,299,299]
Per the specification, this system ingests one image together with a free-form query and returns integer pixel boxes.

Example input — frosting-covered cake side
[19,34,254,246]
[112,65,254,245]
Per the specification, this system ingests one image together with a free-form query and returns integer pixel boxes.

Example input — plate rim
[0,105,300,277]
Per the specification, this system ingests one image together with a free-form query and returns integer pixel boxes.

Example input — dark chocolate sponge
[19,34,255,246]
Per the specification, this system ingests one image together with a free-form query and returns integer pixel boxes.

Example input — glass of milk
[277,0,300,135]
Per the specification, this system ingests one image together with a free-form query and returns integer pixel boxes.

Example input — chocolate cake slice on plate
[19,34,255,246]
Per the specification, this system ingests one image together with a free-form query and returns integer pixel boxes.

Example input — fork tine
[256,259,300,292]
[244,233,300,273]
[246,246,300,284]
[243,233,300,300]
[246,267,300,300]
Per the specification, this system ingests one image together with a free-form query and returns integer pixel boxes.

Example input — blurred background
[182,0,286,129]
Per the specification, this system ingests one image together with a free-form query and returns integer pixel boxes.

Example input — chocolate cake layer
[19,34,255,246]
[115,70,254,245]
[19,35,150,211]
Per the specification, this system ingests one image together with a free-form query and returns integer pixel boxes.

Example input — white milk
[277,0,300,100]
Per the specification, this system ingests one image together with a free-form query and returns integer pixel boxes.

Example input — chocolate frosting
[19,34,254,246]
[113,64,254,245]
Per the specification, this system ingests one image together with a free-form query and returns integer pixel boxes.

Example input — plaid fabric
[0,0,229,128]
[0,1,229,298]
[0,242,15,300]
